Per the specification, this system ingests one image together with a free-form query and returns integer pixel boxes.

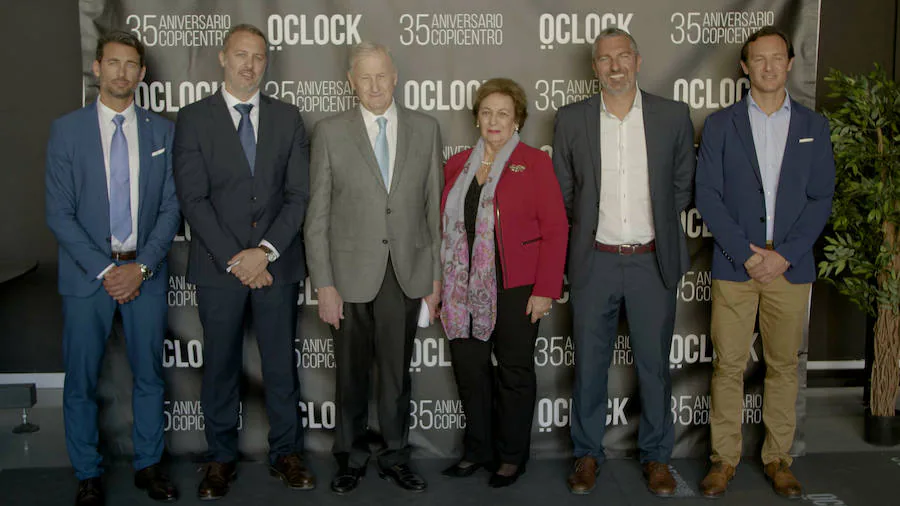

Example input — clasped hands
[743,243,790,284]
[228,247,273,289]
[103,263,143,304]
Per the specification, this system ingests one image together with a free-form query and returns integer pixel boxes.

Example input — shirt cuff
[96,263,115,279]
[259,239,280,261]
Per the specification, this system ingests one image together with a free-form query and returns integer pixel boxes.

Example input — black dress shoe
[441,461,483,478]
[270,453,316,490]
[135,464,179,502]
[197,461,236,501]
[330,465,365,495]
[488,465,526,488]
[75,477,103,506]
[377,463,427,492]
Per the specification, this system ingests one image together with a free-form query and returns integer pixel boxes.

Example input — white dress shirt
[221,87,280,263]
[96,99,140,278]
[596,90,655,245]
[360,100,398,189]
[747,90,791,242]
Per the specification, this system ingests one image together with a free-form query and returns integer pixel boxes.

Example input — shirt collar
[600,86,642,116]
[748,89,791,116]
[222,86,261,111]
[359,99,398,127]
[97,98,136,125]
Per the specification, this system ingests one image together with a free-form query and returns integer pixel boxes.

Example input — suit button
[759,217,765,223]
[386,208,392,214]
[758,188,764,194]
[251,221,258,228]
[251,196,257,202]
[382,239,388,244]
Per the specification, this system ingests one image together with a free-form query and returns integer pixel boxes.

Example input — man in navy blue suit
[695,26,835,499]
[46,31,181,505]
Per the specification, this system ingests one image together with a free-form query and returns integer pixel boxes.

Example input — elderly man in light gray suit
[304,41,442,495]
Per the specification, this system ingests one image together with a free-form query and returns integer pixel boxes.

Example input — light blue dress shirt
[747,90,791,242]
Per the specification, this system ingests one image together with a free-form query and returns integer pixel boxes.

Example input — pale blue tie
[374,116,389,187]
[235,103,256,175]
[109,114,132,243]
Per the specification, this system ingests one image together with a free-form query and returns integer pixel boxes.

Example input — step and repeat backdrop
[79,0,821,460]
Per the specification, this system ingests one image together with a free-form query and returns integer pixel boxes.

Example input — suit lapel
[732,98,763,185]
[774,102,807,228]
[391,105,411,193]
[350,107,388,192]
[583,95,601,199]
[85,102,110,231]
[254,95,275,180]
[209,91,252,176]
[135,107,152,235]
[641,91,661,203]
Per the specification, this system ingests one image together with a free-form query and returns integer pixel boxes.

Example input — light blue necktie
[109,114,132,243]
[374,116,389,187]
[235,103,256,175]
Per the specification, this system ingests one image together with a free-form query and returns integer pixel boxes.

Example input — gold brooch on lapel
[509,164,526,173]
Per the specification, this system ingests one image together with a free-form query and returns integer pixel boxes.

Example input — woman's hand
[526,295,553,324]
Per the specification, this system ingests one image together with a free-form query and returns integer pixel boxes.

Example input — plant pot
[864,409,900,446]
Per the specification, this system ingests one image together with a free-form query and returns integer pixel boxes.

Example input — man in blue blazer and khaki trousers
[695,26,835,499]
[46,31,181,505]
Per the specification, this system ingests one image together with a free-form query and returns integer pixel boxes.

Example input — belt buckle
[617,244,637,255]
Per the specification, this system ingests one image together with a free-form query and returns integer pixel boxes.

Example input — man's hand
[423,280,441,323]
[103,263,143,304]
[247,269,274,289]
[228,248,268,285]
[747,243,790,284]
[526,295,553,324]
[317,286,344,330]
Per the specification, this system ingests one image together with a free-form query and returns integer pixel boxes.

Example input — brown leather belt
[593,240,656,255]
[111,250,137,261]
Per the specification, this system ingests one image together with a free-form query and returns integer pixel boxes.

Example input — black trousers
[197,283,302,464]
[332,257,419,468]
[449,284,538,467]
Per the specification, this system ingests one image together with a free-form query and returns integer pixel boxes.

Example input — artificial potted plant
[819,64,900,445]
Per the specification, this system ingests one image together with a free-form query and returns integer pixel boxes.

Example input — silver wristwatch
[139,263,152,281]
[259,245,277,263]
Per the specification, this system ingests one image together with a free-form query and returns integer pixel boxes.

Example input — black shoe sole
[268,467,316,490]
[377,471,427,493]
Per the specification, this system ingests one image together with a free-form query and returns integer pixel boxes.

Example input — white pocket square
[151,148,166,157]
[799,138,814,143]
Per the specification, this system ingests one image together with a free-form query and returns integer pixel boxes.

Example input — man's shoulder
[137,106,174,131]
[790,98,828,125]
[52,104,96,131]
[399,105,439,128]
[557,95,598,117]
[641,90,690,116]
[177,92,217,119]
[261,93,301,120]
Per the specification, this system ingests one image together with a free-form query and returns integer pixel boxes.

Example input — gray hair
[348,41,396,75]
[591,28,639,59]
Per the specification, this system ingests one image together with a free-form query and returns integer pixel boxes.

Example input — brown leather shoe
[764,460,802,499]
[700,462,735,498]
[643,461,676,497]
[566,456,599,495]
[197,461,236,501]
[270,453,316,490]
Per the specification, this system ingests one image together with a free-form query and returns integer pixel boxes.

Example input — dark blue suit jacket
[45,102,181,297]
[695,96,835,284]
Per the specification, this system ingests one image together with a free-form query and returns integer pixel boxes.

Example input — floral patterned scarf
[440,134,519,340]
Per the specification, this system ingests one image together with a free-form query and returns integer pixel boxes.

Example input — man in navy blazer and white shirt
[45,31,180,505]
[695,26,835,499]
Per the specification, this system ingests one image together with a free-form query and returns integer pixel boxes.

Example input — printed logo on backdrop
[534,336,575,368]
[163,337,203,368]
[669,11,774,46]
[538,12,634,50]
[295,336,335,369]
[533,79,599,112]
[409,399,466,430]
[409,336,451,373]
[537,397,630,432]
[398,13,503,47]
[678,271,712,305]
[802,494,849,505]
[266,14,361,50]
[264,80,359,113]
[168,275,197,307]
[164,400,243,432]
[299,401,336,429]
[126,14,231,47]
[135,81,224,114]
[403,79,484,112]
[674,77,750,111]
[671,394,761,426]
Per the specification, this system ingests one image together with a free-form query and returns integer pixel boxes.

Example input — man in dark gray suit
[173,24,313,500]
[305,41,442,495]
[552,28,695,497]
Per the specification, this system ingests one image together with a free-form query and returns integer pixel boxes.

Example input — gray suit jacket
[552,90,695,290]
[304,104,443,303]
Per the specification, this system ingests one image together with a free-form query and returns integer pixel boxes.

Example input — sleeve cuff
[259,239,280,261]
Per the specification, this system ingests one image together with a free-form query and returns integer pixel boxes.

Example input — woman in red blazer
[439,78,568,487]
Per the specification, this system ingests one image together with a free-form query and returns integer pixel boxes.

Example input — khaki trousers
[709,276,810,467]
